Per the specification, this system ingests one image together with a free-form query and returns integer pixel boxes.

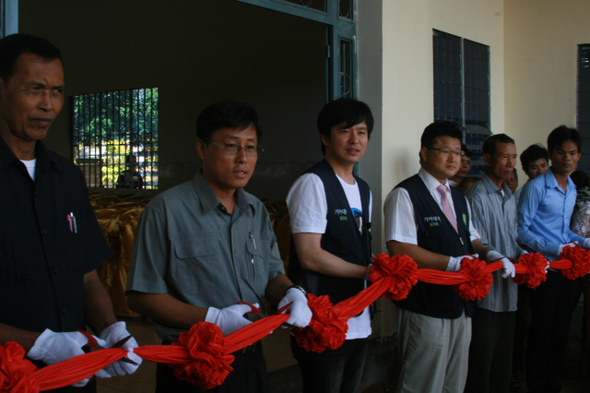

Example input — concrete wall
[504,0,590,177]
[378,0,504,249]
[19,0,326,200]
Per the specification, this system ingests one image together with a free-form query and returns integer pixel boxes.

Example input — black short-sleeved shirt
[0,136,111,334]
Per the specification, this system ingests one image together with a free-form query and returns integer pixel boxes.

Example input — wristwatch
[287,284,307,296]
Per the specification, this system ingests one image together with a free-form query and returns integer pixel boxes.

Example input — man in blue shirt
[517,125,590,393]
[511,143,550,389]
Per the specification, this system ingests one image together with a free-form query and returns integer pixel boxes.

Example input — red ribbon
[451,256,493,300]
[5,249,590,391]
[555,245,590,280]
[292,294,347,353]
[0,342,37,393]
[514,252,548,288]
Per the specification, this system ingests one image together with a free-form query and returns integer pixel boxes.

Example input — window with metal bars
[70,87,158,189]
[433,30,490,174]
[577,44,590,173]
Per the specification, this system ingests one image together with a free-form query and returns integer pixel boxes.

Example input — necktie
[437,184,458,233]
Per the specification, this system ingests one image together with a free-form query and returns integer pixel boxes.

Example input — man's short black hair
[520,144,549,169]
[317,98,374,155]
[196,99,261,142]
[461,143,473,158]
[482,134,515,156]
[420,121,463,148]
[547,125,582,154]
[0,33,62,83]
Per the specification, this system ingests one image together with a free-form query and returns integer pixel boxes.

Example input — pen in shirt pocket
[249,232,256,264]
[67,212,78,234]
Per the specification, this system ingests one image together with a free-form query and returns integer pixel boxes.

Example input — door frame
[235,0,358,100]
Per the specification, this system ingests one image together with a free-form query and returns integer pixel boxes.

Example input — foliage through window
[433,30,490,174]
[71,88,158,189]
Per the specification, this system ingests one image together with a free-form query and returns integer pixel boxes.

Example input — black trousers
[156,341,269,393]
[464,308,515,393]
[526,271,582,393]
[291,336,369,393]
[512,283,531,374]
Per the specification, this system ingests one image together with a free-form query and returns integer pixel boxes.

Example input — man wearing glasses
[126,100,312,393]
[383,121,492,393]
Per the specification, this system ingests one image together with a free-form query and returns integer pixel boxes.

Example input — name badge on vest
[334,208,348,221]
[424,216,442,227]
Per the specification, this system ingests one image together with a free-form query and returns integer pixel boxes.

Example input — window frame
[70,87,159,190]
[433,29,491,174]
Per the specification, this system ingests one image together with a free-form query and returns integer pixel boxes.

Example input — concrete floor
[97,302,590,393]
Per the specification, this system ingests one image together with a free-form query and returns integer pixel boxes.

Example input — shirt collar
[544,167,573,194]
[0,135,60,173]
[192,171,254,214]
[544,168,559,189]
[481,173,512,199]
[418,167,451,194]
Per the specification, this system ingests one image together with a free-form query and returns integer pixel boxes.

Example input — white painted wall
[375,0,504,253]
[505,0,590,177]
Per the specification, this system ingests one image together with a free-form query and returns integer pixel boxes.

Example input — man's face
[524,158,549,180]
[197,124,259,195]
[550,140,580,175]
[0,54,64,145]
[484,142,517,186]
[420,136,462,183]
[504,172,518,193]
[457,154,472,178]
[322,121,369,166]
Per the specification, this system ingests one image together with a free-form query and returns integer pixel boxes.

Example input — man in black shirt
[0,33,141,392]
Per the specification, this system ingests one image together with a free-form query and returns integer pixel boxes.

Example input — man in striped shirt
[464,133,524,393]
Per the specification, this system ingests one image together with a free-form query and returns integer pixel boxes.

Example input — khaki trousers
[396,308,471,393]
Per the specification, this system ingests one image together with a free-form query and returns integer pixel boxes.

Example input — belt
[241,341,259,354]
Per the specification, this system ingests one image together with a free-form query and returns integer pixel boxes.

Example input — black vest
[288,160,372,304]
[394,174,475,318]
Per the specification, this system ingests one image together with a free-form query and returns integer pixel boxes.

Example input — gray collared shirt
[126,171,285,341]
[465,173,522,312]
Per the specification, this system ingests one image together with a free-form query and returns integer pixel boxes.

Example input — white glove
[28,329,103,387]
[584,239,590,249]
[95,321,142,378]
[559,242,578,255]
[205,302,258,336]
[486,250,515,279]
[446,255,474,272]
[278,287,312,328]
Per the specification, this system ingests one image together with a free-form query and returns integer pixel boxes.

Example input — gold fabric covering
[91,193,150,317]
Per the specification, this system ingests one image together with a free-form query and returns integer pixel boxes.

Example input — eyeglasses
[205,138,265,157]
[428,147,462,158]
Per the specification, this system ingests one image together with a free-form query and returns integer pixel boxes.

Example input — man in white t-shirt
[286,98,374,393]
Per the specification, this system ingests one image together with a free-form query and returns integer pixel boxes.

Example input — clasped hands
[28,321,141,386]
[206,288,313,336]
[446,251,516,278]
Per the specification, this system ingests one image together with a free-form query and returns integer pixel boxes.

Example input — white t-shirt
[21,159,36,181]
[286,172,372,340]
[383,167,480,244]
